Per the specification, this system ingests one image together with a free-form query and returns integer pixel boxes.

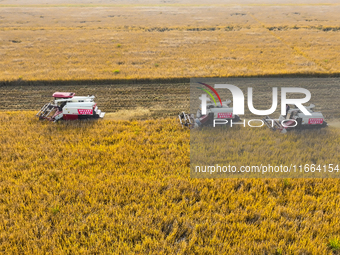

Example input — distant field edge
[0,3,339,7]
[1,73,340,86]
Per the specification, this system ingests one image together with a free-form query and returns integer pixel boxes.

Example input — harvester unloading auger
[263,104,327,133]
[36,92,105,122]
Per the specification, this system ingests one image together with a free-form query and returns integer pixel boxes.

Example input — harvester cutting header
[36,92,105,122]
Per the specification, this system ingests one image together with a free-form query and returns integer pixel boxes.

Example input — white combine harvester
[179,99,327,132]
[36,92,105,122]
[263,104,327,133]
[179,98,241,128]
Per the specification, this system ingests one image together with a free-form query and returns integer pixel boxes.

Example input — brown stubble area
[0,83,190,118]
[0,4,340,81]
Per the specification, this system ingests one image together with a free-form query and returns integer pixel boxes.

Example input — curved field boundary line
[2,73,340,86]
[1,25,340,32]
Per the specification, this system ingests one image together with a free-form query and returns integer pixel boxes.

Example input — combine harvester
[36,92,105,122]
[179,80,327,132]
[179,98,241,129]
[179,100,327,132]
[263,104,327,133]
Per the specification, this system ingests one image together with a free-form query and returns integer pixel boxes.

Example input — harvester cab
[263,104,327,133]
[36,92,105,122]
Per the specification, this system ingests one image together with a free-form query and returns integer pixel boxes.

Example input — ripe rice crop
[1,4,340,81]
[1,111,340,254]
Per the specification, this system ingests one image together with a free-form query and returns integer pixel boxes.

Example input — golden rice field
[1,112,340,254]
[2,1,340,254]
[1,1,340,80]
[191,127,340,178]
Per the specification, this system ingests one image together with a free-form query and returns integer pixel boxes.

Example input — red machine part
[52,92,75,98]
[63,114,78,120]
[308,118,323,124]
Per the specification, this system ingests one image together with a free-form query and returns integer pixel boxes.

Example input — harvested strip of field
[0,82,190,118]
[1,111,340,254]
[2,78,339,119]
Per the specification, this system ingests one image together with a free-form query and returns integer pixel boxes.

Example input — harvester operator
[285,104,290,119]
